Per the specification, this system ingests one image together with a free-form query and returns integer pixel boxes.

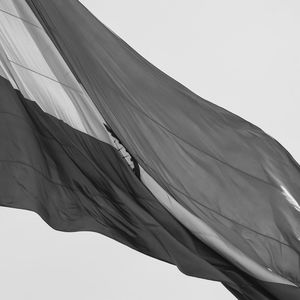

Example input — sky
[1,0,300,299]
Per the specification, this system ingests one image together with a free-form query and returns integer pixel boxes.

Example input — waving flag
[0,1,300,299]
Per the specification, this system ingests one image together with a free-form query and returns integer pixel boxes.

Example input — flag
[0,1,300,299]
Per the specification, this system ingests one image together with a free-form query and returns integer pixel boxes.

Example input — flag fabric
[0,1,300,299]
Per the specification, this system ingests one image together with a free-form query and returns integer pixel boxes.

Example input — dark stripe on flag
[1,73,300,299]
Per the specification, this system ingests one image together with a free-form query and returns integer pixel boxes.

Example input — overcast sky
[1,1,300,299]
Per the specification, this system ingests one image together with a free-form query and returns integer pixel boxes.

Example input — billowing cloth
[0,0,299,298]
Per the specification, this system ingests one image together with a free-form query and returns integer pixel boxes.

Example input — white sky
[1,0,300,299]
